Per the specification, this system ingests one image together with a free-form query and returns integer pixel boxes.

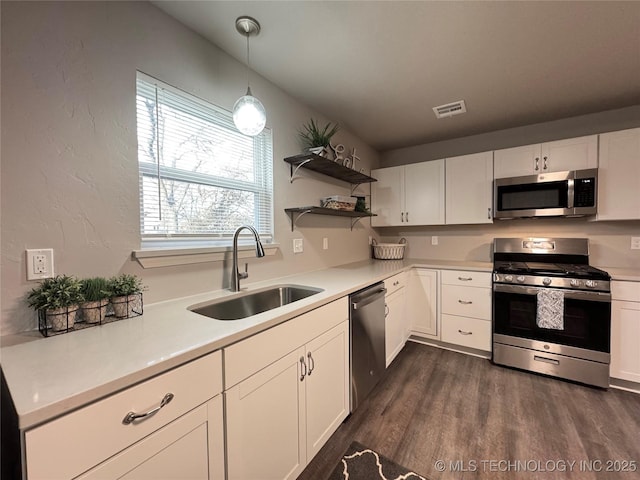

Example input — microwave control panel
[574,177,596,207]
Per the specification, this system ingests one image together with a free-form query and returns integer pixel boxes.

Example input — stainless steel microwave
[494,169,598,219]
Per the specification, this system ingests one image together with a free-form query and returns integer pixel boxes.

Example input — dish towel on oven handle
[536,289,565,330]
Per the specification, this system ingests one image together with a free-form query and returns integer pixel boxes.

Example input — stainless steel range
[492,237,611,388]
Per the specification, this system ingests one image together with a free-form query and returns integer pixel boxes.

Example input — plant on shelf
[108,274,145,319]
[80,277,112,324]
[298,118,340,154]
[27,275,84,332]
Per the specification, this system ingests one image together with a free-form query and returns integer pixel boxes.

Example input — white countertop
[0,258,482,429]
[601,267,640,282]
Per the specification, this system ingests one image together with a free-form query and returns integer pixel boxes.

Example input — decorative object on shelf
[298,118,340,154]
[329,142,346,163]
[372,238,407,260]
[346,147,361,171]
[108,274,145,319]
[27,275,84,333]
[321,195,357,211]
[232,16,266,136]
[80,277,111,324]
[353,196,369,213]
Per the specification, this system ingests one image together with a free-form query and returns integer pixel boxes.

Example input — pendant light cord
[246,33,252,94]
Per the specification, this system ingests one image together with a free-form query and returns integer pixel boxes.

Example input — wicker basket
[372,238,407,260]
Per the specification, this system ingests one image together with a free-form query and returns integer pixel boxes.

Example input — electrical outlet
[26,249,54,281]
[431,236,439,246]
[323,237,329,250]
[631,237,640,250]
[293,238,304,254]
[368,236,373,246]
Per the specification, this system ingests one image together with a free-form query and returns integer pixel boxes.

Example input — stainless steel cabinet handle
[393,281,399,286]
[458,300,473,305]
[534,355,559,365]
[458,277,473,281]
[458,329,472,335]
[122,393,174,425]
[384,303,389,318]
[300,356,307,381]
[307,351,315,376]
[406,211,409,222]
[401,212,405,222]
[535,157,540,171]
[543,156,548,170]
[487,207,491,219]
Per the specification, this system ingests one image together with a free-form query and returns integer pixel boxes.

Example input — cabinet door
[371,166,403,226]
[597,128,640,221]
[493,144,540,178]
[404,160,445,225]
[610,300,640,383]
[541,135,597,173]
[445,152,494,224]
[78,397,224,480]
[385,287,406,367]
[305,322,349,460]
[407,269,439,337]
[226,348,306,480]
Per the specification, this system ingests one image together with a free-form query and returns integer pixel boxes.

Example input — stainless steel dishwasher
[350,282,386,412]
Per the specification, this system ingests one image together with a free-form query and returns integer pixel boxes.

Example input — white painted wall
[0,1,380,335]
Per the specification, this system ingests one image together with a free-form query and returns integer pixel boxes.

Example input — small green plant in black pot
[108,274,145,319]
[80,277,111,324]
[27,275,84,332]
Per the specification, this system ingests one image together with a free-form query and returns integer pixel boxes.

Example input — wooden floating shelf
[284,207,376,231]
[284,153,377,185]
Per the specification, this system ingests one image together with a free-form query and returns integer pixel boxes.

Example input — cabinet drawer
[384,272,406,295]
[224,297,349,388]
[25,350,222,480]
[612,281,640,302]
[441,269,491,288]
[441,285,491,320]
[441,314,491,351]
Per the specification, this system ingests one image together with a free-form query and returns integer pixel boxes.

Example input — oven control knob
[516,276,525,283]
[570,279,581,287]
[585,280,597,288]
[505,275,514,282]
[542,277,552,286]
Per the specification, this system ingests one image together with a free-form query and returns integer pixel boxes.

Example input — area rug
[328,441,427,480]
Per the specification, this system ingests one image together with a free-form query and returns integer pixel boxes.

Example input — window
[136,73,273,248]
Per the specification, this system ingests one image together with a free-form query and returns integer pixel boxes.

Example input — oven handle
[493,283,611,302]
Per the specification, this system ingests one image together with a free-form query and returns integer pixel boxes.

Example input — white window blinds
[136,73,273,246]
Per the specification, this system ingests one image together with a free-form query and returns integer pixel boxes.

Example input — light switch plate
[431,236,439,246]
[631,237,640,250]
[293,238,304,254]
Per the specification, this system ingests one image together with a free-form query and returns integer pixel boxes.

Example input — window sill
[132,243,280,269]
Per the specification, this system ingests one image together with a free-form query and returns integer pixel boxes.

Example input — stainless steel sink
[189,284,324,320]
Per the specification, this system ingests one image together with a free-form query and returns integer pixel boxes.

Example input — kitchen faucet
[231,225,265,292]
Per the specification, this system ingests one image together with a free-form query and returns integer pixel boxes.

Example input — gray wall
[381,105,640,166]
[0,1,379,335]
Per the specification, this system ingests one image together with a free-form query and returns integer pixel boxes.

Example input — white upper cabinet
[371,160,445,227]
[445,151,494,224]
[494,135,597,179]
[597,128,640,221]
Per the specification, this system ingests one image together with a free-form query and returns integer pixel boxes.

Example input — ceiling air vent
[433,100,467,119]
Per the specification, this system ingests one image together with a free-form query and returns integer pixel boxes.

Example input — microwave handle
[567,178,575,208]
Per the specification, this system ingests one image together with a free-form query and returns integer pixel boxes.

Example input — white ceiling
[153,1,640,152]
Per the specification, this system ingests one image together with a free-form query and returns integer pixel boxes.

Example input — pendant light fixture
[233,16,266,136]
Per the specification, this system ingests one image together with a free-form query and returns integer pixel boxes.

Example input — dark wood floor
[299,342,640,480]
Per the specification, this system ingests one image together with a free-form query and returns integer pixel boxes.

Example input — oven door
[493,283,611,353]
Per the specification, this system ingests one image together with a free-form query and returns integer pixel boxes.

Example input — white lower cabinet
[440,270,492,352]
[610,281,640,383]
[407,269,439,338]
[25,351,224,480]
[224,299,349,480]
[384,272,407,367]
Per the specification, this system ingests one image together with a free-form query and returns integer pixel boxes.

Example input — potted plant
[298,118,340,155]
[27,275,84,332]
[108,274,145,319]
[80,277,111,324]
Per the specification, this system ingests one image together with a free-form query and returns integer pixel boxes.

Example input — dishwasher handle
[351,288,387,310]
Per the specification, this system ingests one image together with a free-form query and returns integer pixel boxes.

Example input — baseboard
[609,377,640,394]
[408,335,491,359]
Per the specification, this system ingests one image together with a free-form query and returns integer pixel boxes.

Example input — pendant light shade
[233,86,266,136]
[233,16,266,136]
